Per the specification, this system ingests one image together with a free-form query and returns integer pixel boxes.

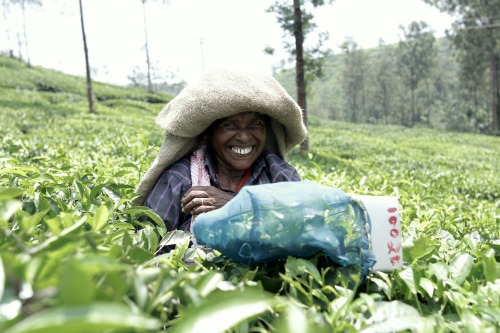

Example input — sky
[0,0,455,86]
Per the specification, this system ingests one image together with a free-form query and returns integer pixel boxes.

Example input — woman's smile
[209,112,267,172]
[231,146,253,155]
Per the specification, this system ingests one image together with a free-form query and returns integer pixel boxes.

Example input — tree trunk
[361,74,365,121]
[491,52,499,132]
[79,0,95,114]
[427,81,431,127]
[20,0,31,66]
[293,0,308,153]
[410,84,415,127]
[351,91,357,122]
[383,84,389,123]
[142,0,153,93]
[16,24,23,61]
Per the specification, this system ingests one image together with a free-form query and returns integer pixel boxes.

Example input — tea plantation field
[0,56,499,332]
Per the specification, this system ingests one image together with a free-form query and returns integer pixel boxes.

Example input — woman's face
[209,112,267,173]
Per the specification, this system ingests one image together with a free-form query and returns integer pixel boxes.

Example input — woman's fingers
[191,198,214,216]
[181,186,234,214]
[181,187,211,214]
[181,195,201,214]
[181,188,207,205]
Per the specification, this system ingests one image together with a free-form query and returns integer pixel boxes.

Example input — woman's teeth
[232,147,252,155]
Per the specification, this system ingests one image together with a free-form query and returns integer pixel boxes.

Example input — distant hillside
[0,55,173,106]
[273,36,492,133]
[0,55,175,167]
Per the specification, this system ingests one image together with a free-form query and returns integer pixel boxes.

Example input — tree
[139,0,170,93]
[78,0,95,114]
[1,1,13,57]
[140,0,153,93]
[372,40,400,124]
[266,0,333,153]
[128,64,186,95]
[397,21,436,127]
[453,24,490,130]
[423,0,500,132]
[339,40,368,123]
[2,0,42,65]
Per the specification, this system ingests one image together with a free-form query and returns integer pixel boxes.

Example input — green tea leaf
[475,306,500,324]
[72,181,89,200]
[362,301,422,333]
[123,206,166,229]
[419,277,435,298]
[428,262,449,281]
[133,272,149,310]
[19,208,50,234]
[481,249,497,282]
[78,256,129,275]
[285,257,322,285]
[59,262,95,306]
[398,267,417,294]
[90,205,109,231]
[120,162,139,170]
[129,246,154,263]
[0,166,37,177]
[172,289,275,333]
[3,303,160,333]
[195,272,224,298]
[273,303,327,333]
[88,184,105,203]
[29,217,86,254]
[406,237,437,263]
[136,133,148,147]
[45,216,62,235]
[0,188,23,200]
[449,253,473,285]
[159,229,191,247]
[0,200,22,227]
[0,257,4,302]
[38,196,60,215]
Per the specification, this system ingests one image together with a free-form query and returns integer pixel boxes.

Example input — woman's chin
[228,159,255,171]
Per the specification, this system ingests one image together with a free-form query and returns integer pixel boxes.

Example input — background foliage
[2,0,499,132]
[0,56,499,332]
[276,36,493,133]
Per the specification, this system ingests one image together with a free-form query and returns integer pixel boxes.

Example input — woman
[135,69,307,232]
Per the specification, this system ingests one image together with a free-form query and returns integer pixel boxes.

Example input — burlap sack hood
[135,68,307,205]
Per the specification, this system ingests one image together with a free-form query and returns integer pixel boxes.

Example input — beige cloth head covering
[135,68,307,205]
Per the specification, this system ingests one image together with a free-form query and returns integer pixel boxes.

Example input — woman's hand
[181,186,234,217]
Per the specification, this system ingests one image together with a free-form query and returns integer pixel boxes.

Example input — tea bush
[0,56,498,332]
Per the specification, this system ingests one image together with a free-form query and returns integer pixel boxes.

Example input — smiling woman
[208,112,268,184]
[135,69,307,247]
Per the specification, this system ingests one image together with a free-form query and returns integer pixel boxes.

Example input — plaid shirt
[144,148,301,231]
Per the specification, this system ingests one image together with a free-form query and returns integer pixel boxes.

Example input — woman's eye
[249,120,264,128]
[222,123,237,131]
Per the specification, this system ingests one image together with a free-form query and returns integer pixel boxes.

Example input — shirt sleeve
[144,161,191,231]
[262,151,301,183]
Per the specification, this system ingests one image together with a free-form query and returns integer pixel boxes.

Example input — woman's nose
[235,127,251,140]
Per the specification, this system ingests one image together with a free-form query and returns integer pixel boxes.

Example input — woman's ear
[199,132,209,145]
